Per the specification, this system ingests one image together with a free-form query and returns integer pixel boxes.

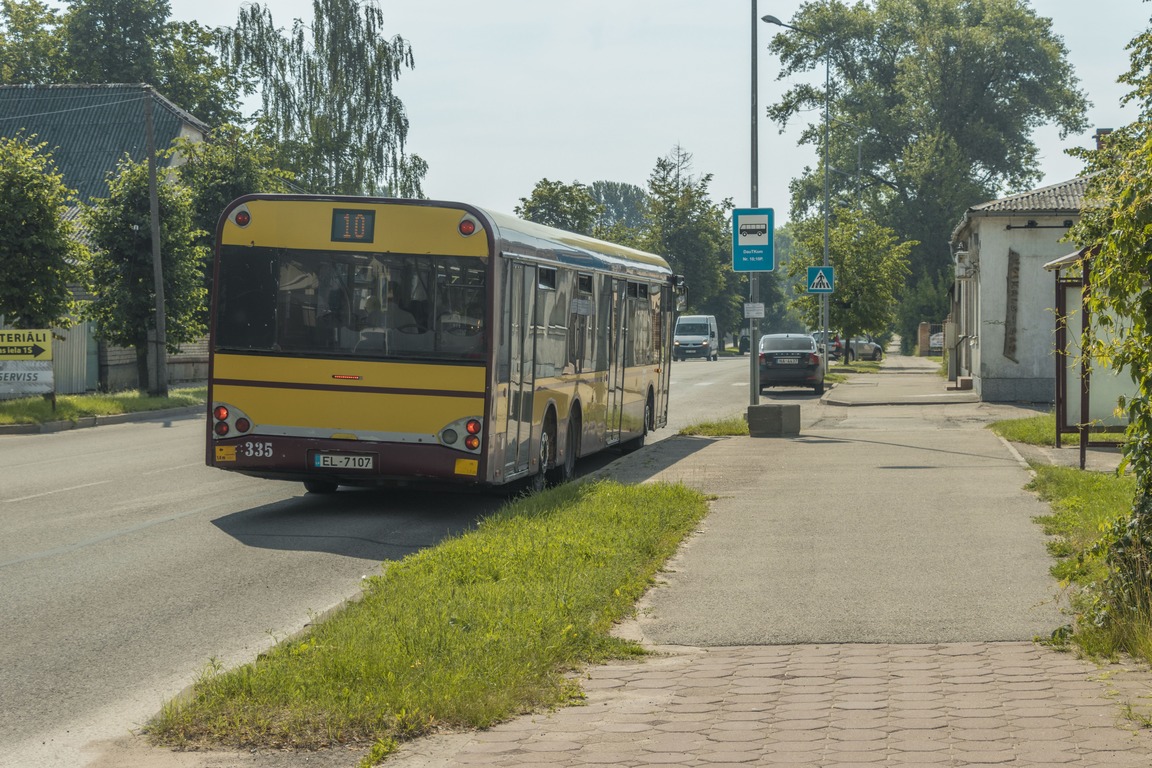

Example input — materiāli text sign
[0,329,52,360]
[0,329,54,397]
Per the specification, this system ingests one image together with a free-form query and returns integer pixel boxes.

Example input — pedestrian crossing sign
[807,266,835,294]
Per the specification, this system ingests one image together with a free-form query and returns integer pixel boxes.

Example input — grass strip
[1028,465,1135,585]
[0,386,206,425]
[989,411,1125,447]
[148,479,709,750]
[1026,464,1152,663]
[680,416,749,437]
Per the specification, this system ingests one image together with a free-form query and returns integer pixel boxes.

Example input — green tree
[0,134,83,328]
[589,180,647,231]
[218,0,426,196]
[173,125,294,248]
[515,178,601,235]
[767,0,1088,285]
[63,0,170,85]
[785,208,913,347]
[895,273,951,354]
[81,157,207,391]
[0,0,69,83]
[154,20,242,126]
[639,146,732,329]
[172,125,294,322]
[1066,24,1152,640]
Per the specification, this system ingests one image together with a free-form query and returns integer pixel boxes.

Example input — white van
[674,315,719,361]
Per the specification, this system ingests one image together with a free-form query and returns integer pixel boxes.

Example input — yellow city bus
[206,194,682,494]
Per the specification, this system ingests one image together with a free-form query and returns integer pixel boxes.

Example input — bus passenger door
[605,278,627,445]
[502,262,536,476]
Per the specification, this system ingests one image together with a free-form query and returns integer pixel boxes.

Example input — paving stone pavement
[387,642,1152,767]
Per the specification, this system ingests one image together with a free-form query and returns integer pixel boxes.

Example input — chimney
[1095,128,1113,150]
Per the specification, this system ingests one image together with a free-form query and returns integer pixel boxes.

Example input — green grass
[679,416,749,437]
[0,386,206,425]
[989,411,1125,447]
[1029,465,1135,585]
[1026,464,1152,663]
[830,360,881,374]
[148,479,710,751]
[990,412,1059,446]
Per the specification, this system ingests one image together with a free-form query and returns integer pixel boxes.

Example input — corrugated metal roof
[950,175,1095,243]
[0,84,208,204]
[966,175,1092,214]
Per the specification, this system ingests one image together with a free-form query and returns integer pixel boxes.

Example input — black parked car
[759,333,824,395]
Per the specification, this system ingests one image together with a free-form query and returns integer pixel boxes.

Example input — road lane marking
[4,480,113,503]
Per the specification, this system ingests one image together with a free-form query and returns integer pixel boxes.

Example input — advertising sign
[0,329,54,397]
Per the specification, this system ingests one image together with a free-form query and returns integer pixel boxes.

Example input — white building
[949,176,1089,402]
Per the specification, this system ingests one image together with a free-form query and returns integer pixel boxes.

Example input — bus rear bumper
[210,436,485,488]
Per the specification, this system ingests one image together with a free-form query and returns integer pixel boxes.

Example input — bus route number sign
[331,209,376,243]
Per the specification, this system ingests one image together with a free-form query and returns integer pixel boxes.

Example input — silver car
[847,336,884,361]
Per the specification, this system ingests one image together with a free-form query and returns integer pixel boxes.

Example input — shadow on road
[581,434,721,486]
[211,486,503,561]
[212,434,721,561]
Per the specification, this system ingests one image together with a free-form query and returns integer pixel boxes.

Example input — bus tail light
[212,402,252,439]
[458,214,480,237]
[441,416,483,453]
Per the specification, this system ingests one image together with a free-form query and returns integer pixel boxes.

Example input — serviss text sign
[0,329,54,397]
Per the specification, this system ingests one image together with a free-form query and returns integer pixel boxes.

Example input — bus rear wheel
[547,415,580,486]
[529,425,552,494]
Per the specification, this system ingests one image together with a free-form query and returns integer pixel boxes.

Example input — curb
[0,405,204,436]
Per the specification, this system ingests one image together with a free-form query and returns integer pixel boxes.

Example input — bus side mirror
[673,275,687,312]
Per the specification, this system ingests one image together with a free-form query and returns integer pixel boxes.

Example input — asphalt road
[0,416,492,768]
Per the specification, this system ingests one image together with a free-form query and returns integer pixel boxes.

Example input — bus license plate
[314,453,374,470]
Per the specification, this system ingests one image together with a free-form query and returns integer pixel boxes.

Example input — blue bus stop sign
[732,208,774,272]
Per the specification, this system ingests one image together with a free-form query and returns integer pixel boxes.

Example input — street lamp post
[749,1,760,406]
[763,14,831,373]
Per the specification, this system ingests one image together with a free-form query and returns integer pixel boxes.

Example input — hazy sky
[168,0,1151,223]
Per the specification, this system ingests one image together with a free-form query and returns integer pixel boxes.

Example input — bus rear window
[214,248,487,361]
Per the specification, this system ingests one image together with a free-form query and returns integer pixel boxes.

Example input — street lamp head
[762,14,786,26]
